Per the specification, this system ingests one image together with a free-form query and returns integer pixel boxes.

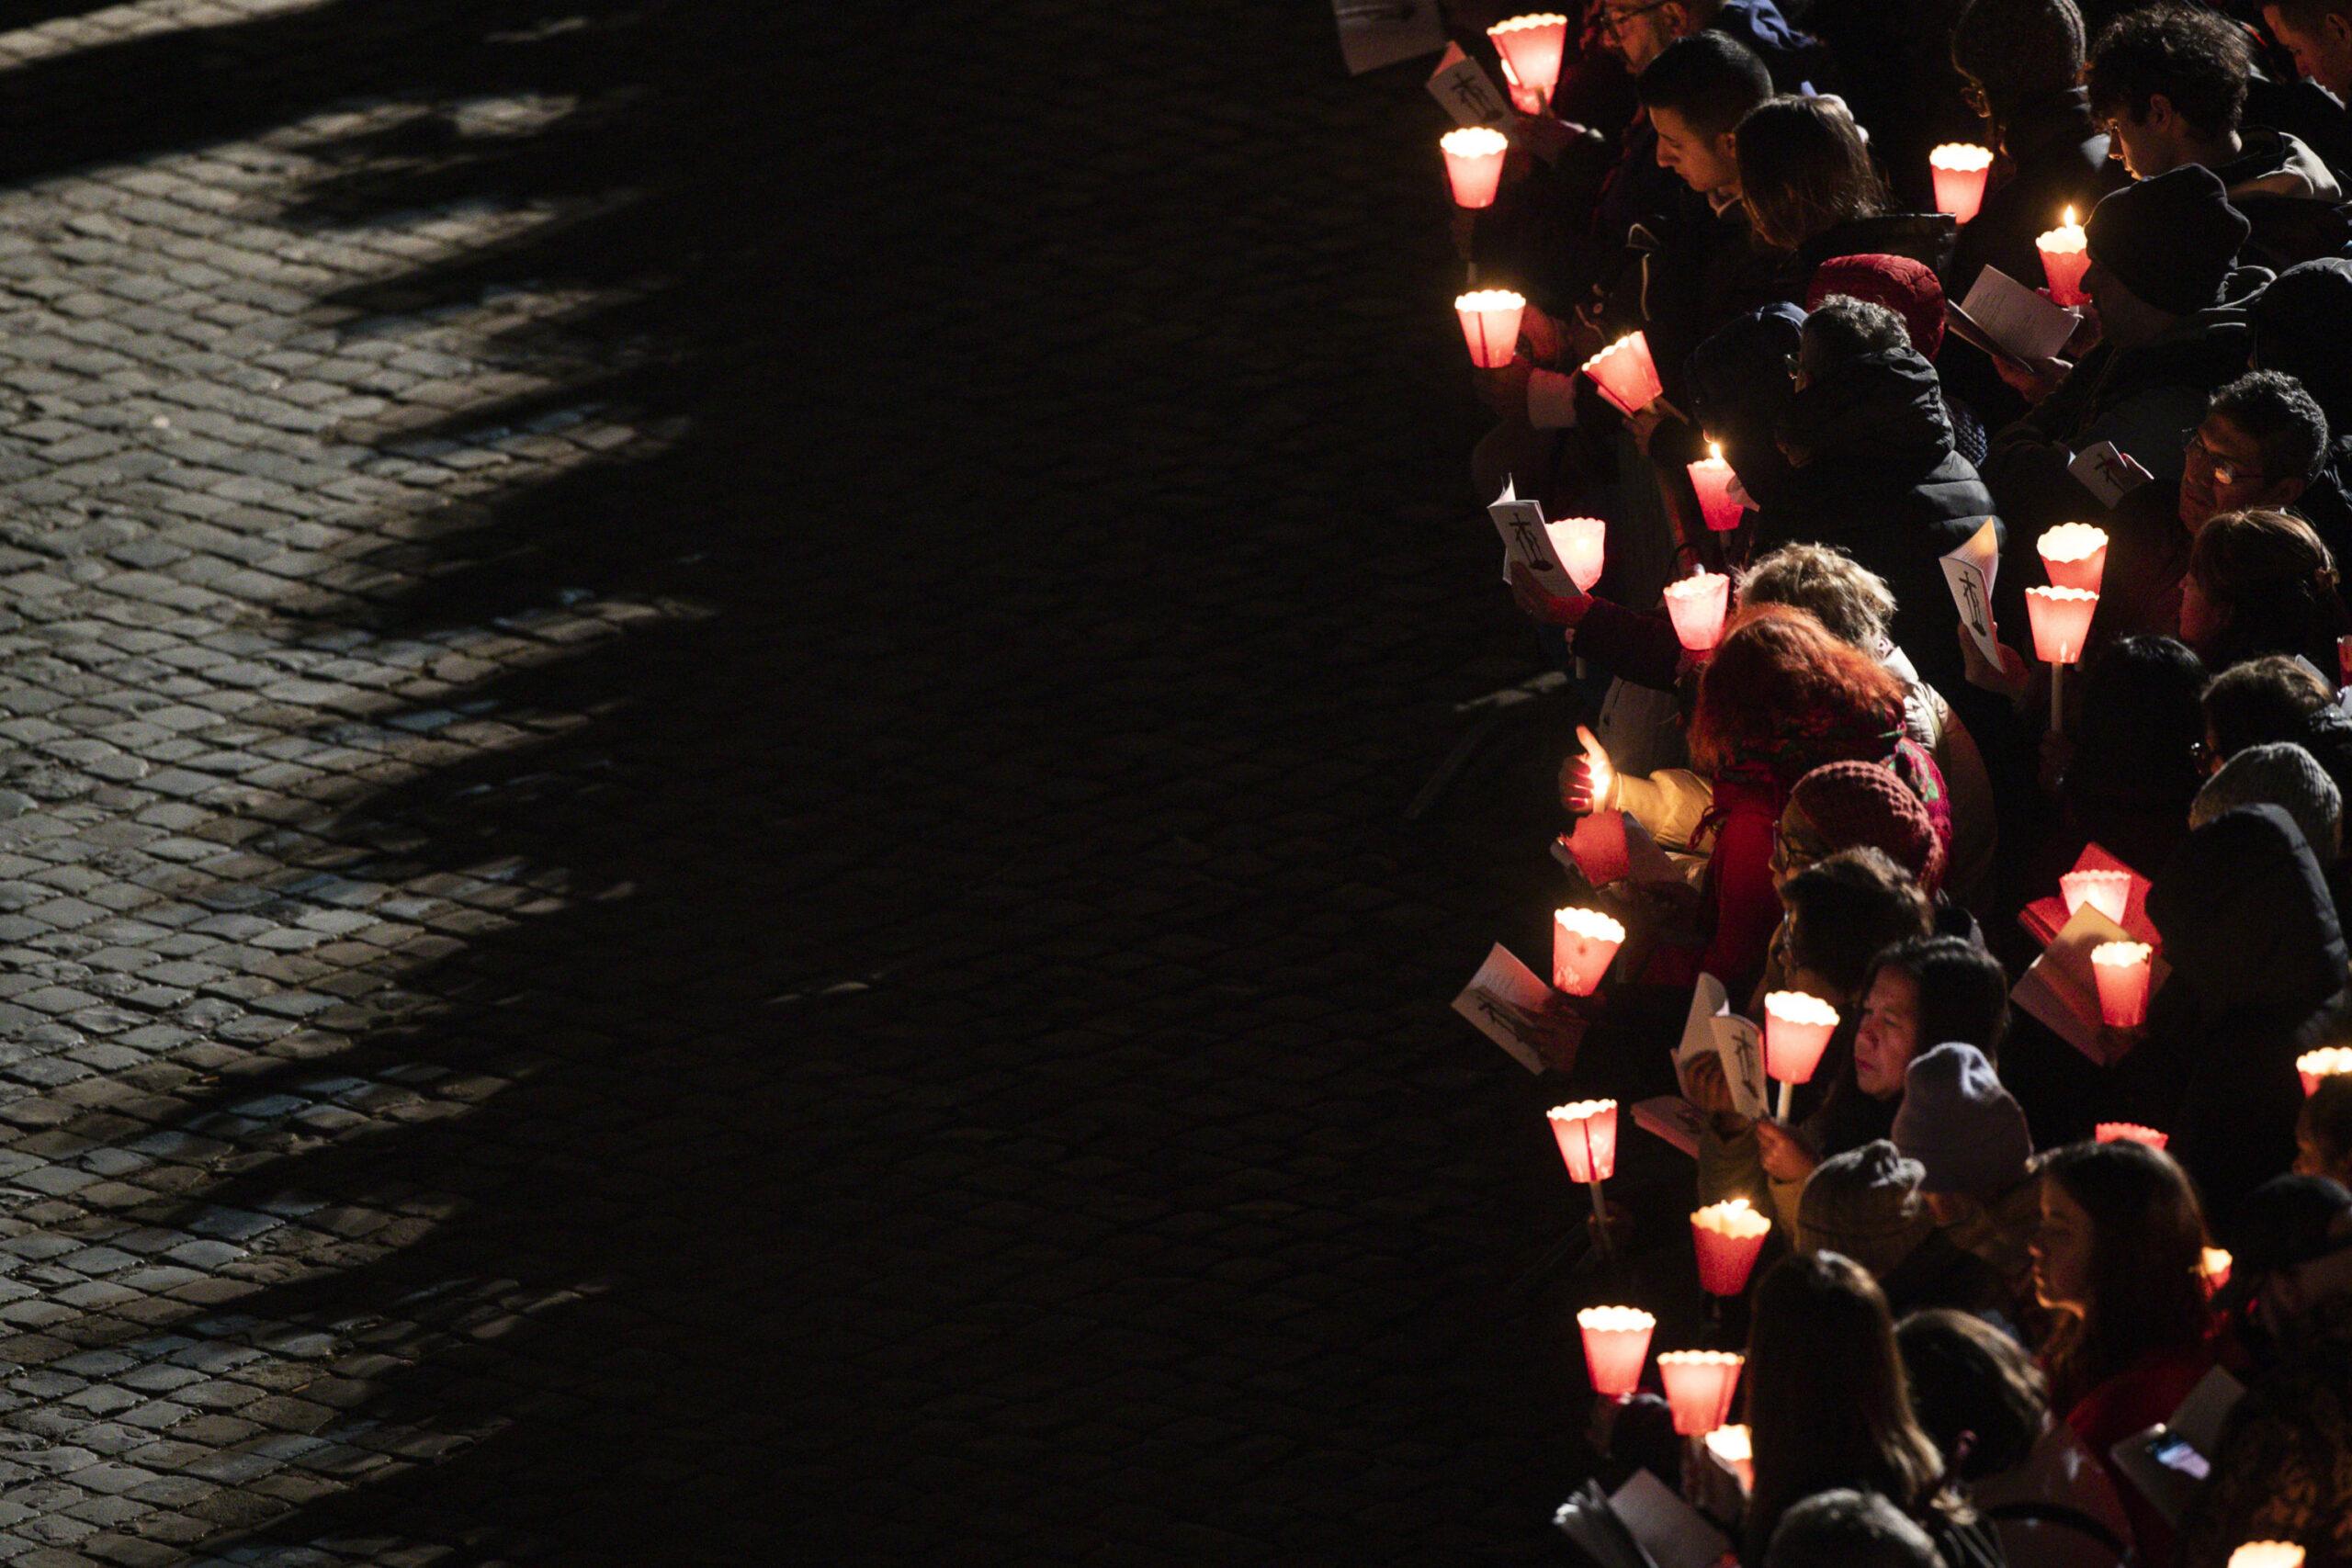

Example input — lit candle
[1687,442,1742,533]
[2227,1547,2304,1568]
[1487,14,1569,110]
[1455,288,1526,369]
[2095,1121,2167,1149]
[1763,991,1839,1119]
[2039,523,2109,594]
[1662,570,1731,653]
[1550,1099,1621,1244]
[1691,1198,1771,1296]
[2202,1247,2233,1294]
[1657,1349,1744,1436]
[1553,907,1626,997]
[1928,143,1994,224]
[1704,1424,1755,1494]
[2297,1045,2352,1095]
[2037,205,2091,307]
[1440,127,1510,210]
[2026,584,2099,732]
[2059,868,2132,925]
[2091,941,2154,1029]
[1557,516,1606,592]
[1580,331,1665,416]
[1577,1304,1656,1398]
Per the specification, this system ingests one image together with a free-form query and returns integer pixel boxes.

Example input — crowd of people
[1428,1,2352,1562]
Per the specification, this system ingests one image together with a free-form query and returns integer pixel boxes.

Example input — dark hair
[1765,1489,1944,1568]
[2203,654,2332,761]
[1863,935,2011,1060]
[2304,1072,2352,1173]
[1953,0,2090,123]
[2086,3,2251,137]
[2210,370,2332,486]
[1746,1254,1957,1555]
[2188,508,2351,671]
[1895,1309,2050,1479]
[2267,0,2352,30]
[1784,849,1936,999]
[1737,96,1887,252]
[1636,31,1775,140]
[2067,636,2209,812]
[2036,1141,2213,1405]
[1804,296,1912,365]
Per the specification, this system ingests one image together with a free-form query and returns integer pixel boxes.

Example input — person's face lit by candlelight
[2031,1177,2097,1311]
[2180,413,2299,536]
[1853,967,1922,1098]
[1651,105,1741,196]
[1600,0,1689,73]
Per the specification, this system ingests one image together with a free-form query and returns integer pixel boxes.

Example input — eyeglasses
[2185,429,2265,488]
[1599,0,1676,35]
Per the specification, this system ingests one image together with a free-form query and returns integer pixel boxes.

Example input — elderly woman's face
[1771,801,1832,891]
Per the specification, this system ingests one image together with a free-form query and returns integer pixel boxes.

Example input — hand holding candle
[2091,941,2154,1028]
[1455,289,1526,369]
[1662,570,1731,652]
[1687,442,1742,533]
[2038,205,2091,306]
[1656,1350,1744,1436]
[2039,523,2109,594]
[1691,1198,1771,1296]
[1762,991,1839,1118]
[1928,143,1993,223]
[1440,127,1510,210]
[1576,1305,1655,1397]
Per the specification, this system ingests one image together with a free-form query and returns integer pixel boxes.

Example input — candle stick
[2025,585,2098,732]
[1662,570,1731,653]
[1553,907,1626,997]
[2039,523,2109,594]
[2037,205,2091,306]
[1928,143,1994,224]
[1580,331,1665,417]
[1691,1198,1771,1296]
[1657,1350,1744,1436]
[2297,1045,2352,1095]
[2095,1121,2167,1149]
[1577,1305,1656,1398]
[2091,941,2154,1029]
[2059,868,2132,924]
[1687,442,1742,532]
[1454,289,1526,369]
[1763,991,1839,1120]
[1440,127,1510,211]
[1549,1099,1620,1250]
[1487,14,1569,111]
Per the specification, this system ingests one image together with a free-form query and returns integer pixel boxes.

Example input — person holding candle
[1735,96,1958,280]
[1894,1043,2046,1311]
[2030,1138,2218,1559]
[2009,635,2209,887]
[2181,375,2343,561]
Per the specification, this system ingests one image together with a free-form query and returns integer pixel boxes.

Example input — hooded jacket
[2134,806,2352,1233]
[1947,88,2132,302]
[2213,128,2352,271]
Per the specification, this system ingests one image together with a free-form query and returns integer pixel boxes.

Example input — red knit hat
[1807,254,1946,360]
[1789,758,1947,894]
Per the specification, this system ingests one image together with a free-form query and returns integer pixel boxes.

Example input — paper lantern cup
[1548,1099,1619,1184]
[2228,1548,2305,1568]
[1557,516,1606,592]
[2039,524,2109,594]
[1928,143,1994,224]
[1440,127,1510,210]
[2038,209,2091,306]
[2091,942,2154,1029]
[1580,332,1664,416]
[2025,585,2098,665]
[1688,445,1742,533]
[2095,1121,2167,1149]
[2298,1046,2352,1095]
[1762,991,1838,1085]
[1553,907,1626,997]
[1455,289,1525,369]
[1657,1350,1744,1437]
[1692,1199,1771,1296]
[2060,868,2132,925]
[1662,571,1731,653]
[2202,1247,2233,1295]
[1577,1305,1655,1398]
[1487,13,1569,106]
[1704,1425,1755,1494]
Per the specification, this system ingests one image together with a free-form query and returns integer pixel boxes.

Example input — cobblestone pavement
[0,2,1614,1562]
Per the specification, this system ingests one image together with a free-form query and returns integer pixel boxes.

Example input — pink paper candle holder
[1553,907,1625,997]
[1556,516,1606,592]
[1662,570,1730,652]
[2038,207,2090,306]
[2060,868,2132,925]
[1548,1099,1618,1184]
[1691,1199,1770,1296]
[1577,1305,1655,1398]
[1580,331,1664,416]
[2027,584,2099,732]
[1487,14,1569,107]
[1454,289,1525,369]
[1762,990,1839,1118]
[2039,524,2109,594]
[2090,941,2153,1029]
[2095,1121,2167,1149]
[2298,1046,2352,1094]
[1440,127,1509,210]
[1687,443,1742,533]
[1928,144,1993,224]
[1657,1350,1744,1436]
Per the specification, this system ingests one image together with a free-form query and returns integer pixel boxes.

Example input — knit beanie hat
[1797,1139,1935,1280]
[1788,759,1947,893]
[1890,1043,2033,1198]
[2253,258,2352,423]
[2085,165,2250,317]
[1808,254,1946,360]
[2191,740,2343,860]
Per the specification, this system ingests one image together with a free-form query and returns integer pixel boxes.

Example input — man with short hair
[2265,0,2352,99]
[2183,371,2337,544]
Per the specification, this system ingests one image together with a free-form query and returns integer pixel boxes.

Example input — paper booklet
[1948,265,2081,369]
[1556,809,1681,891]
[1633,1095,1705,1158]
[1553,1481,1658,1568]
[2018,841,2156,948]
[1675,974,1768,1119]
[1453,942,1576,1075]
[2070,440,2156,508]
[1427,40,1513,127]
[1335,0,1447,76]
[1491,479,1592,590]
[2107,1366,2245,1528]
[1939,516,2002,665]
[1611,1469,1734,1568]
[2010,903,2169,1066]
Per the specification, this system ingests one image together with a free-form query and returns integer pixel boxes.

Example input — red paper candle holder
[1928,144,1993,224]
[2091,941,2153,1028]
[1662,570,1730,652]
[1688,443,1742,533]
[2337,632,2352,690]
[2038,207,2091,306]
[1577,1304,1655,1397]
[1704,1425,1755,1494]
[1548,1099,1619,1184]
[1657,1350,1744,1437]
[2201,1247,2233,1295]
[1691,1199,1771,1296]
[1763,991,1838,1086]
[1487,14,1569,107]
[1440,127,1510,210]
[1553,907,1625,997]
[1580,332,1664,416]
[2095,1120,2167,1149]
[2298,1046,2352,1095]
[1557,516,1606,592]
[2039,524,2109,594]
[2025,585,2098,665]
[1455,289,1525,369]
[2060,868,2132,925]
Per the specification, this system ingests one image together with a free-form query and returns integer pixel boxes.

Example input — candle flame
[1707,440,1723,462]
[1704,1425,1752,1463]
[2063,205,2076,227]
[1575,1304,1655,1332]
[1692,1198,1771,1239]
[1441,127,1509,159]
[2091,941,2153,968]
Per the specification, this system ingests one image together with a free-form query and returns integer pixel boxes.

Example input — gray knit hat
[1796,1139,1934,1280]
[1891,1043,2034,1198]
[2192,740,2342,860]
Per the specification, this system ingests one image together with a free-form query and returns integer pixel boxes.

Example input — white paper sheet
[1426,40,1513,127]
[1675,975,1767,1119]
[1940,516,2003,665]
[2070,440,2155,507]
[1452,942,1566,1074]
[1335,0,1447,75]
[1611,1469,1733,1568]
[1951,265,2080,366]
